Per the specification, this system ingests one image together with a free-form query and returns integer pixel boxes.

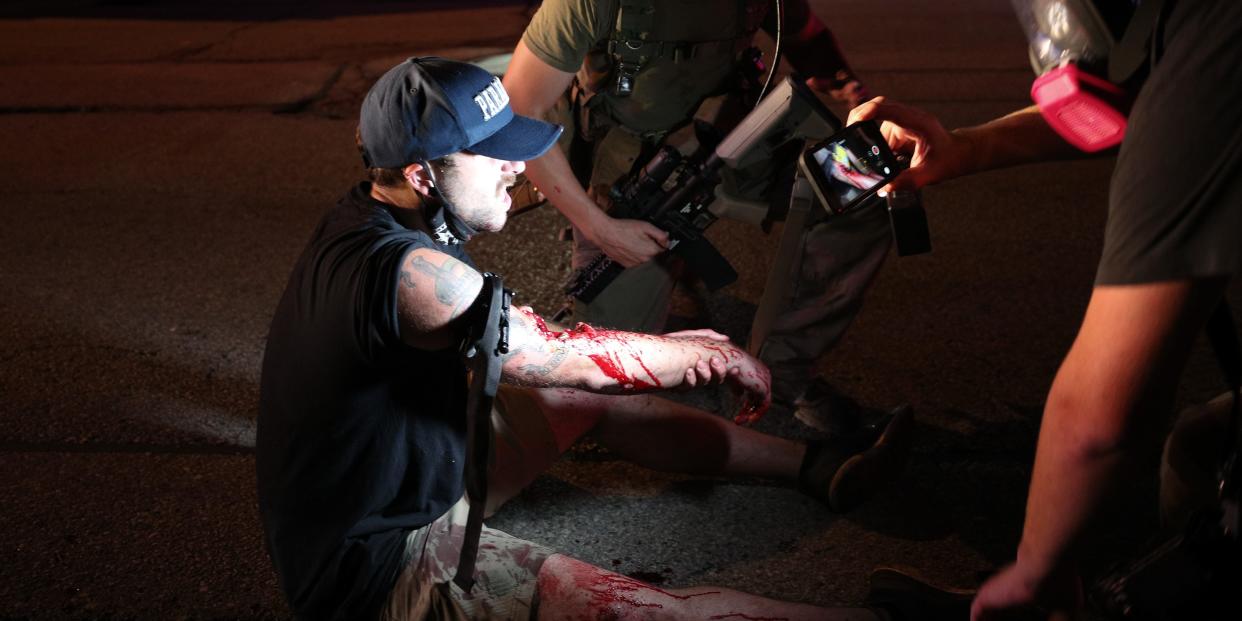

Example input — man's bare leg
[535,553,885,621]
[488,388,908,513]
[534,388,803,480]
[488,388,800,512]
[538,388,913,512]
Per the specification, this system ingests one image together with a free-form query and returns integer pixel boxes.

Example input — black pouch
[1091,506,1242,620]
[886,190,931,256]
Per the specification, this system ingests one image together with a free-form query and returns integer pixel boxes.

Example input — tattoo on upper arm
[399,253,479,317]
[399,269,417,291]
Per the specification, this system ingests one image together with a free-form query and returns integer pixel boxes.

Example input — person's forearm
[503,39,607,238]
[1017,279,1222,582]
[953,105,1083,176]
[1015,394,1130,587]
[502,307,751,393]
[523,146,606,234]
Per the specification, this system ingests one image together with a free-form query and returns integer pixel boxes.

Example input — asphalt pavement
[2,1,1238,619]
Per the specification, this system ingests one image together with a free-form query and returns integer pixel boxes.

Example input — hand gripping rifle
[564,76,842,303]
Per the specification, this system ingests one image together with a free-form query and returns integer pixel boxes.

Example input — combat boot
[865,566,975,621]
[793,377,909,439]
[798,404,914,512]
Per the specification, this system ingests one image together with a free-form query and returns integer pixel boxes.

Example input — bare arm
[971,279,1227,620]
[502,306,769,421]
[395,247,485,352]
[953,105,1085,176]
[503,40,668,267]
[395,247,770,420]
[848,99,1083,192]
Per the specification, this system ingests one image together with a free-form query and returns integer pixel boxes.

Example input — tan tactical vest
[576,0,769,138]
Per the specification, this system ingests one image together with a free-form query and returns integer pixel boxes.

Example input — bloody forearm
[507,309,735,390]
[501,308,769,420]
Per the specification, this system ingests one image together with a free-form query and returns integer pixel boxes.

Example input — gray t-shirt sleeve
[520,0,613,73]
[1096,0,1242,285]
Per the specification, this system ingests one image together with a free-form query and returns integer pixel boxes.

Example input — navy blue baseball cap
[359,57,562,168]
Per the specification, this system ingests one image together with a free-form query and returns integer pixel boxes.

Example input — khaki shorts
[381,387,559,621]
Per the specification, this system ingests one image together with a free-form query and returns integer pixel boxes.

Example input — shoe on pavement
[793,377,907,438]
[865,566,975,621]
[798,405,914,512]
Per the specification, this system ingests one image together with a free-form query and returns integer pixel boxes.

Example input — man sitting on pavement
[256,57,913,621]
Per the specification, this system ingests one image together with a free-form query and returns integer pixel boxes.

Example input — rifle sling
[453,274,508,592]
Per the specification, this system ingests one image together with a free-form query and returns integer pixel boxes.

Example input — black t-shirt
[257,182,474,620]
[1098,0,1242,284]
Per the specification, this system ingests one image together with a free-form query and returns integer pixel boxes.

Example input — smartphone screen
[801,121,899,214]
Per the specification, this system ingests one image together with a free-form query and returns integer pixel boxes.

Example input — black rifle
[565,139,738,303]
[564,77,842,303]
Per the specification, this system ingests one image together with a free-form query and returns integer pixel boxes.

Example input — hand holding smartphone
[798,120,901,216]
[798,122,932,255]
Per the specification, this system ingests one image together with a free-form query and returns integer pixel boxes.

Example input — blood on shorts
[573,565,721,616]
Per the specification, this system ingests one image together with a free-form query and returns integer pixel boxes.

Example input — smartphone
[798,120,901,215]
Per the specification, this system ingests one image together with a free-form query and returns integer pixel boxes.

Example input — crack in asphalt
[164,21,274,63]
[271,61,349,115]
[0,441,253,455]
[0,342,159,365]
[0,103,300,115]
[0,61,354,117]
